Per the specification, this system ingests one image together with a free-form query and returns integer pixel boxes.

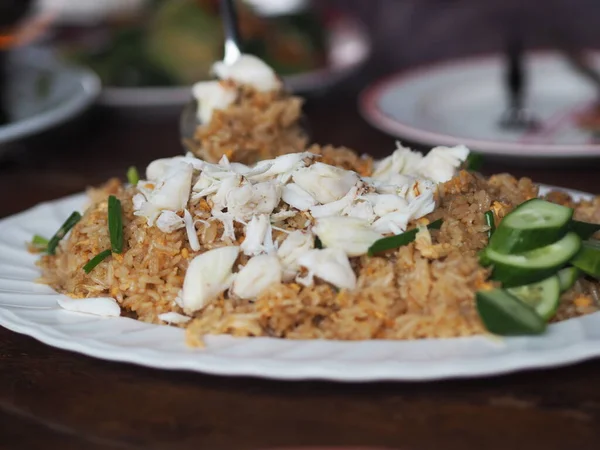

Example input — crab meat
[192,80,237,124]
[183,209,200,251]
[277,230,314,281]
[372,143,423,182]
[292,162,359,204]
[212,54,281,92]
[232,254,283,299]
[225,181,282,221]
[57,297,121,317]
[309,186,358,218]
[241,215,274,256]
[181,246,239,313]
[313,216,383,257]
[146,156,202,182]
[158,312,191,324]
[134,161,194,225]
[417,145,469,183]
[281,183,317,211]
[297,248,356,290]
[156,210,185,233]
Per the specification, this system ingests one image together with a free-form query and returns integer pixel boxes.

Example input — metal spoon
[499,34,539,131]
[179,0,243,143]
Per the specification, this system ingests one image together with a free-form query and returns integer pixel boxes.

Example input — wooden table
[1,90,600,450]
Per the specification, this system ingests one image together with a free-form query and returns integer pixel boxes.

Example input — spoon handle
[505,34,524,110]
[220,0,242,65]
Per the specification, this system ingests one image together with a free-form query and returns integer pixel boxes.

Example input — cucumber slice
[489,199,573,254]
[507,275,561,320]
[476,289,547,335]
[570,220,600,240]
[486,232,581,287]
[557,266,581,292]
[570,240,600,279]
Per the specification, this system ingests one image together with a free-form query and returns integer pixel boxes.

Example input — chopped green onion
[33,235,49,245]
[108,195,123,254]
[31,234,49,250]
[83,249,112,274]
[465,152,484,171]
[127,166,140,186]
[315,237,323,249]
[47,212,82,255]
[368,219,443,256]
[485,210,496,238]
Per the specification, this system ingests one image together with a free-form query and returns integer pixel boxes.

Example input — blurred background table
[1,87,600,217]
[1,1,600,449]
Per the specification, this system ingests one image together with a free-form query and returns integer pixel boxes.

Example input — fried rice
[185,84,309,164]
[36,162,600,346]
[34,52,600,345]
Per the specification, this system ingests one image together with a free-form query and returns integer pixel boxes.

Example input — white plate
[0,47,100,146]
[1,186,599,381]
[99,15,371,108]
[360,52,600,159]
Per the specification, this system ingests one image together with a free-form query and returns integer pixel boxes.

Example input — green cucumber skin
[486,232,581,287]
[557,267,581,292]
[571,241,600,279]
[488,226,567,254]
[491,265,564,288]
[476,290,547,335]
[507,276,561,321]
[570,220,600,240]
[488,199,572,254]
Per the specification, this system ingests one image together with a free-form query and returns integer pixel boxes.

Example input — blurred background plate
[360,51,600,159]
[47,0,371,109]
[0,47,100,147]
[96,14,370,108]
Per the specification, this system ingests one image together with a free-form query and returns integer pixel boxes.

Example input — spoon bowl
[180,97,199,144]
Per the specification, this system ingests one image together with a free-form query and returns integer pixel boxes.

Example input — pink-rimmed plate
[360,51,600,159]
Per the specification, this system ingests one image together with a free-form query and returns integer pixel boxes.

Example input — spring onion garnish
[368,219,443,256]
[83,249,112,274]
[108,195,123,254]
[127,166,140,186]
[47,212,82,255]
[31,234,49,251]
[465,152,484,171]
[485,210,496,238]
[315,237,323,249]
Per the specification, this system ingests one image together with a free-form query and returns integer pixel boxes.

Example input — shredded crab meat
[232,254,283,299]
[183,209,200,251]
[57,297,121,317]
[128,144,469,306]
[181,246,240,313]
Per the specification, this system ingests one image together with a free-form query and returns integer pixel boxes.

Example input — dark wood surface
[1,88,600,450]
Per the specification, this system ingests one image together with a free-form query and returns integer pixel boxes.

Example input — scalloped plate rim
[0,185,599,381]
